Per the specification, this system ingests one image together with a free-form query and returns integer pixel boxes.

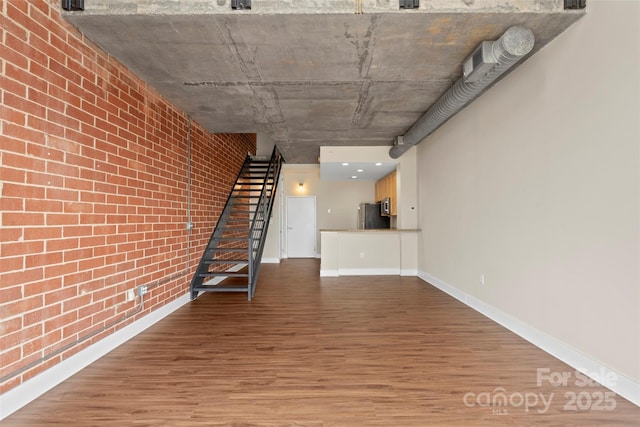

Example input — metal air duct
[389,26,535,159]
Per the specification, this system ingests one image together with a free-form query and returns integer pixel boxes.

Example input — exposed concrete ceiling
[64,1,584,164]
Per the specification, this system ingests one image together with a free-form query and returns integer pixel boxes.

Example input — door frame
[285,196,317,259]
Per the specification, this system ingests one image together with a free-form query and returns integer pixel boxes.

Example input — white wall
[397,146,419,229]
[417,0,639,391]
[317,180,375,230]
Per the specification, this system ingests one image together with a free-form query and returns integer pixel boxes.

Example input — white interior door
[286,196,316,258]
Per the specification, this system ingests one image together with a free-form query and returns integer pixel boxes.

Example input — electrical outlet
[126,289,135,302]
[480,274,485,285]
[137,285,148,297]
[359,252,365,259]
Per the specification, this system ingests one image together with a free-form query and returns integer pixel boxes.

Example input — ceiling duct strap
[231,0,251,10]
[389,26,535,159]
[400,0,419,9]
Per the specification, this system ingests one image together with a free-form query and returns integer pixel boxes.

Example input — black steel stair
[190,147,282,300]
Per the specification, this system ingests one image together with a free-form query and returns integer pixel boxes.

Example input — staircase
[190,147,283,300]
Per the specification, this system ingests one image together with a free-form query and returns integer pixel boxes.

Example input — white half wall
[416,0,639,396]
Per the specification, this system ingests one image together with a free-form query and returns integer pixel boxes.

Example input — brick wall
[0,0,256,393]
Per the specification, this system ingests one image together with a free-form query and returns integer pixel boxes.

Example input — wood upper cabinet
[375,170,397,215]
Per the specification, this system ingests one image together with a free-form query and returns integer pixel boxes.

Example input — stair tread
[192,286,250,292]
[204,260,248,264]
[206,247,249,252]
[199,272,249,277]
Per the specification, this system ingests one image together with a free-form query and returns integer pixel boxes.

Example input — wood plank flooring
[4,259,639,426]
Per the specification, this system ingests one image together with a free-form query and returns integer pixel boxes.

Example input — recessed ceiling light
[342,162,349,166]
[351,175,358,179]
[357,169,363,172]
[375,162,382,166]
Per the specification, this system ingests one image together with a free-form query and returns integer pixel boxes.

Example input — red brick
[63,202,92,214]
[24,278,63,298]
[46,162,80,179]
[64,128,95,147]
[27,115,65,138]
[45,262,78,279]
[24,304,63,327]
[26,142,65,163]
[27,171,64,187]
[65,152,95,169]
[63,247,93,262]
[46,238,79,252]
[0,295,43,320]
[2,152,46,172]
[47,109,81,131]
[0,227,24,244]
[0,168,28,192]
[63,270,92,287]
[0,196,24,211]
[62,294,92,312]
[24,227,63,241]
[78,300,105,319]
[3,94,47,123]
[0,324,43,351]
[65,177,94,192]
[26,251,63,269]
[0,285,22,304]
[79,214,105,225]
[80,192,106,204]
[3,212,44,226]
[0,317,23,337]
[28,87,65,111]
[44,311,78,334]
[0,104,27,125]
[63,317,93,339]
[25,199,63,213]
[46,188,78,202]
[2,240,45,257]
[46,213,79,226]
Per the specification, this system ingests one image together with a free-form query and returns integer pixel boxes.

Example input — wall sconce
[298,182,304,192]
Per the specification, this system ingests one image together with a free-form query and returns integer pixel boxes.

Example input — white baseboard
[338,268,400,276]
[0,293,191,420]
[418,270,640,408]
[321,268,411,277]
[320,269,339,277]
[401,268,418,276]
[261,257,281,264]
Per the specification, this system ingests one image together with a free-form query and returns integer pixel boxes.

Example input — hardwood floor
[5,259,639,426]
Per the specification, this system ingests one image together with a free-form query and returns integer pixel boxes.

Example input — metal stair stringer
[190,147,283,300]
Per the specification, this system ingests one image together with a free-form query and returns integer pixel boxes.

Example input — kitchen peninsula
[320,229,420,277]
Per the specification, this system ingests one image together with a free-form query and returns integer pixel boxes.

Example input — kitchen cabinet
[375,170,397,215]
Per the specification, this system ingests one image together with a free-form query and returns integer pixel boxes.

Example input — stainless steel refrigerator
[358,203,390,229]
